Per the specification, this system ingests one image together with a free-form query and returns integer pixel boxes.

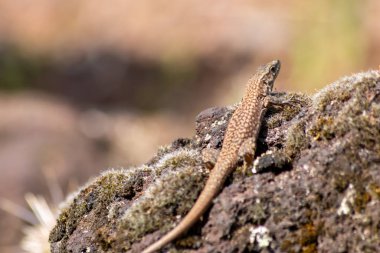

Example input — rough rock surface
[50,70,380,253]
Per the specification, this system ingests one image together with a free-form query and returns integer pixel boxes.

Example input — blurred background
[0,0,379,252]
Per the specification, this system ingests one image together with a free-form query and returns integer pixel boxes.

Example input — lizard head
[258,60,281,93]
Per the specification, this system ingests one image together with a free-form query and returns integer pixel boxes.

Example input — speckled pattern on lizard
[142,60,281,253]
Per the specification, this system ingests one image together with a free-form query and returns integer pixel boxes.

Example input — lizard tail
[141,175,221,253]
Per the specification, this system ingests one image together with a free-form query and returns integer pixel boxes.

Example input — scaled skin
[142,60,281,253]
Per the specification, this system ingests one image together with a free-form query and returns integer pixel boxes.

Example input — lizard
[142,60,281,253]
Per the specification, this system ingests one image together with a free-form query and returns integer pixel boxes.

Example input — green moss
[279,222,321,253]
[151,149,200,177]
[243,201,268,225]
[299,223,319,247]
[332,173,351,192]
[109,149,204,249]
[174,235,201,249]
[282,94,311,121]
[308,116,335,140]
[280,239,296,253]
[369,183,380,200]
[284,71,380,161]
[119,165,205,243]
[353,189,371,213]
[314,86,351,112]
[312,71,380,141]
[302,244,318,253]
[284,121,309,157]
[267,93,311,129]
[49,168,149,244]
[50,146,204,251]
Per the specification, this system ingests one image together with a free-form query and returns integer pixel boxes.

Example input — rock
[50,70,380,252]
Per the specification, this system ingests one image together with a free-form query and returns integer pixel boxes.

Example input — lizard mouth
[271,60,281,77]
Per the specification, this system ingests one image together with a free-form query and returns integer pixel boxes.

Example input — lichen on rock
[49,70,380,253]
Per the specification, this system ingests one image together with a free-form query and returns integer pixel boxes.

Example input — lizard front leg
[268,93,300,108]
[238,137,257,174]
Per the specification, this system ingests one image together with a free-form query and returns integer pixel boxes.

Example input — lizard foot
[238,137,257,174]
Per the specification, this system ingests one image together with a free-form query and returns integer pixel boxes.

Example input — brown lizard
[142,60,281,253]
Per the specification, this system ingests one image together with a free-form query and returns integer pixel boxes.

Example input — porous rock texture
[49,70,380,253]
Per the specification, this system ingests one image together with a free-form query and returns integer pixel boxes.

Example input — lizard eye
[270,66,277,75]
